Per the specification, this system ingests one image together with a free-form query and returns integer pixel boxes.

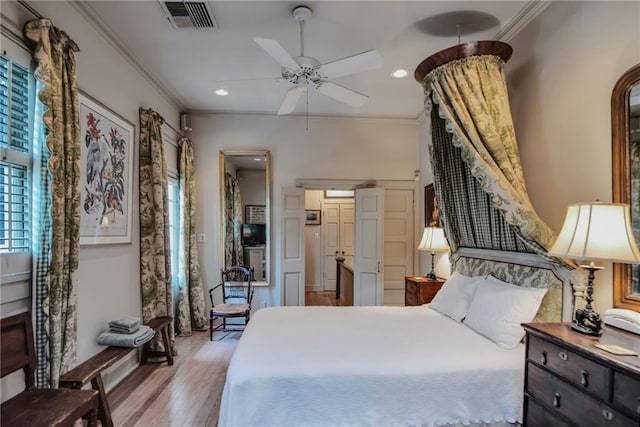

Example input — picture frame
[305,209,321,225]
[79,92,134,245]
[245,204,266,224]
[424,184,440,227]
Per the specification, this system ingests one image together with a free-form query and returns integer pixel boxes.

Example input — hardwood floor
[305,290,340,306]
[109,330,240,427]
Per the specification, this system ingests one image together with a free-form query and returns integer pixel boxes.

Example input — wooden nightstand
[522,323,640,426]
[404,276,445,306]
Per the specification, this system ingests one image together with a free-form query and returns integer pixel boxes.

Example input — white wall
[191,114,419,308]
[1,0,181,395]
[507,1,640,311]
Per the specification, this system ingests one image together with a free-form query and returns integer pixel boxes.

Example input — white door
[322,202,341,291]
[354,188,384,306]
[340,203,355,265]
[383,189,414,306]
[281,187,305,306]
[322,201,355,292]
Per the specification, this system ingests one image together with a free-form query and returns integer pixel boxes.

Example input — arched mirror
[612,63,640,310]
[220,150,271,285]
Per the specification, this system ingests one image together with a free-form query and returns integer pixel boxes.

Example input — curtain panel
[176,138,207,336]
[224,173,243,267]
[422,55,558,258]
[24,18,81,388]
[139,108,176,356]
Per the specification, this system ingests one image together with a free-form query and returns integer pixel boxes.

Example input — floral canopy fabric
[418,53,561,262]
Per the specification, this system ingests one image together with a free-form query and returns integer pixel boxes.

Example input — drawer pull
[602,409,614,421]
[553,393,561,408]
[580,370,589,387]
[559,351,568,361]
[540,351,547,365]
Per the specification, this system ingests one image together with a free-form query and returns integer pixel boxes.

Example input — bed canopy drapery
[415,41,565,263]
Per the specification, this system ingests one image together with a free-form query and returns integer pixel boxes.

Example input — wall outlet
[260,301,268,308]
[196,234,205,243]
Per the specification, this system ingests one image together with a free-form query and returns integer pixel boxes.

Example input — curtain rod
[163,120,185,140]
[18,1,43,19]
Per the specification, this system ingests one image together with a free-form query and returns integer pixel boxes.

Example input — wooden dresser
[522,322,640,427]
[404,276,445,306]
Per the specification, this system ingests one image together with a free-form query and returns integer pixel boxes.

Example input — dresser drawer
[613,371,640,420]
[528,335,609,400]
[525,396,572,427]
[527,363,635,427]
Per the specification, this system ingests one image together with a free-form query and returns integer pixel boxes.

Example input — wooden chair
[1,312,99,427]
[209,266,254,340]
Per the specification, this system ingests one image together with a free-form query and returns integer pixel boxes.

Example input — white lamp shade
[548,202,640,263]
[418,227,449,252]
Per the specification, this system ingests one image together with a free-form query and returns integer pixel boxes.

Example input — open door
[354,188,384,306]
[281,187,306,305]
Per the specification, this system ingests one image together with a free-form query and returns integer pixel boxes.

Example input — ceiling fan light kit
[253,4,383,115]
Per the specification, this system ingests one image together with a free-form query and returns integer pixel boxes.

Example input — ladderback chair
[209,266,254,340]
[1,312,100,427]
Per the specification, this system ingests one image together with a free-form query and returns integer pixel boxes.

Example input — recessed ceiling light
[392,69,408,79]
[215,89,229,96]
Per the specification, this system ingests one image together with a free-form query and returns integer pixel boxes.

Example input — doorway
[301,185,416,307]
[304,190,354,306]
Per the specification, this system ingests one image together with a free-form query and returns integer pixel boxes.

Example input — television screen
[242,223,266,246]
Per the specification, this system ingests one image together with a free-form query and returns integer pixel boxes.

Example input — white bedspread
[219,306,525,427]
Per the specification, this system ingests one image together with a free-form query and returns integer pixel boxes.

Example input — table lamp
[548,202,640,336]
[418,227,449,280]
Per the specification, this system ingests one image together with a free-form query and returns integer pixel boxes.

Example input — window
[167,178,180,288]
[0,49,33,253]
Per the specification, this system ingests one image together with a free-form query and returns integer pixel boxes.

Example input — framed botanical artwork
[425,184,440,227]
[79,93,134,245]
[305,209,321,225]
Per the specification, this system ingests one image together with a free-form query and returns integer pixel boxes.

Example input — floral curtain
[421,55,558,257]
[24,18,81,388]
[176,138,207,336]
[139,108,176,356]
[224,173,243,267]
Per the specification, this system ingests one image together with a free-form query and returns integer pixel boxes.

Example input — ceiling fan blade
[278,86,306,115]
[318,50,383,79]
[315,82,368,107]
[253,37,299,70]
[216,77,284,83]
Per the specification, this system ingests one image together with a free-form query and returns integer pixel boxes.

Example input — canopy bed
[218,41,580,426]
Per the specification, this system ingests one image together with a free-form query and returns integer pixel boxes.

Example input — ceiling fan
[253,5,383,115]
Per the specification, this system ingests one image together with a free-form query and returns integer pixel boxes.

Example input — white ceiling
[81,1,533,119]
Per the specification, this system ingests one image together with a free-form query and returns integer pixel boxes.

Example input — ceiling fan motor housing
[292,6,312,23]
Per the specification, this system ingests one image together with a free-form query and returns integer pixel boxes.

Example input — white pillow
[464,276,547,349]
[428,272,483,321]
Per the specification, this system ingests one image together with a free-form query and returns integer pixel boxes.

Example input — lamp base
[425,272,436,281]
[571,307,602,336]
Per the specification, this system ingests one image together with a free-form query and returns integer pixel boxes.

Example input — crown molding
[69,1,184,112]
[495,0,551,42]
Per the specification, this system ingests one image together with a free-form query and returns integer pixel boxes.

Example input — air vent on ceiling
[159,1,217,29]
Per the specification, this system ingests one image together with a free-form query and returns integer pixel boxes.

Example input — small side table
[404,276,445,306]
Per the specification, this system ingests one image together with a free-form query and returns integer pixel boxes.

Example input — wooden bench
[1,312,99,427]
[59,316,173,427]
